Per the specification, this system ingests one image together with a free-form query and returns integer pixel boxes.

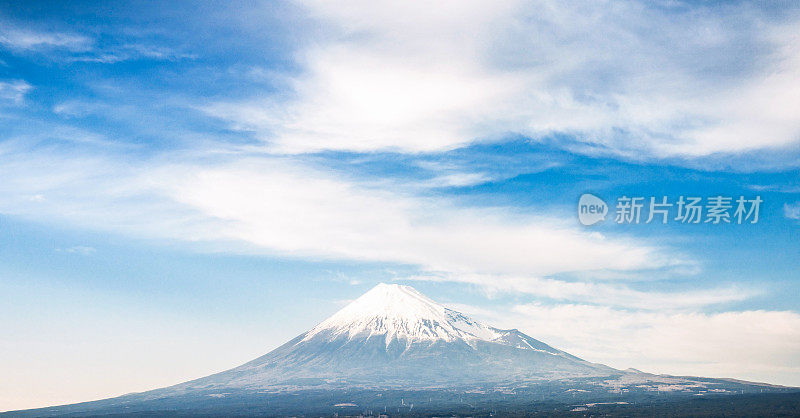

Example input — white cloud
[0,80,32,105]
[163,160,691,277]
[205,0,800,157]
[407,273,748,311]
[0,148,681,279]
[0,147,738,330]
[66,43,197,64]
[749,184,800,194]
[474,303,800,386]
[0,25,193,64]
[202,50,522,153]
[0,27,92,52]
[423,172,495,188]
[785,202,800,221]
[57,246,97,256]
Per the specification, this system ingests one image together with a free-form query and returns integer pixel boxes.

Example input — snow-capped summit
[303,283,501,344]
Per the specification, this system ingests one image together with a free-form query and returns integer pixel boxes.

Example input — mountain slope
[7,283,795,416]
[160,283,613,393]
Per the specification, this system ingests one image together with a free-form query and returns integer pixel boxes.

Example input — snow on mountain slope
[155,283,615,393]
[301,283,571,357]
[303,283,510,345]
[303,283,470,343]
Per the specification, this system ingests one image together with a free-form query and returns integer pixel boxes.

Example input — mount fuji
[8,283,796,416]
[160,283,615,392]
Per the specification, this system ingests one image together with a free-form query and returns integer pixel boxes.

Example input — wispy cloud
[785,202,800,221]
[422,172,495,188]
[499,304,800,386]
[56,246,97,256]
[405,272,745,311]
[445,295,800,386]
[0,27,92,52]
[0,24,193,64]
[0,80,31,105]
[67,43,197,64]
[749,184,800,194]
[204,1,800,158]
[0,146,683,280]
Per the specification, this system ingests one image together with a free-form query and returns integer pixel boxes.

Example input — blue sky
[1,0,800,410]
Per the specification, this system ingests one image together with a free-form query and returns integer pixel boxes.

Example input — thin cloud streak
[404,273,747,311]
[0,26,92,52]
[0,23,193,63]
